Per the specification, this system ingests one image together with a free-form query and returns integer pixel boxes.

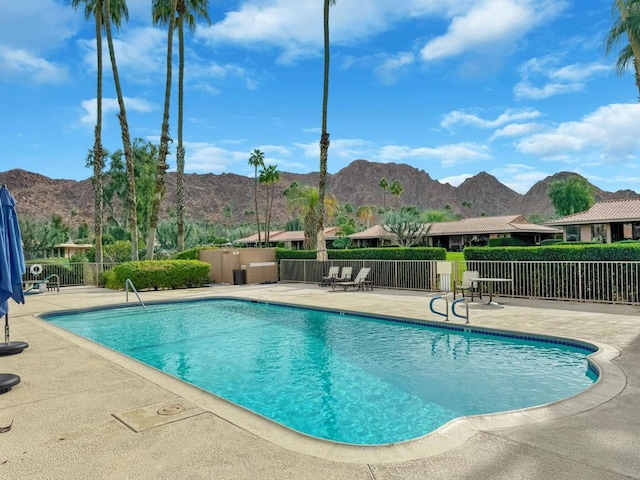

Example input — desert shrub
[106,260,210,290]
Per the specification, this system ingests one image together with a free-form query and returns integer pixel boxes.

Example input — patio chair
[333,266,352,283]
[319,266,340,286]
[454,270,481,301]
[332,267,371,292]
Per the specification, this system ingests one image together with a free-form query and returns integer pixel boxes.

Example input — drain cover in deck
[113,400,203,432]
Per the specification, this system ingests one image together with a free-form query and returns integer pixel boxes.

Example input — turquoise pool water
[44,299,597,445]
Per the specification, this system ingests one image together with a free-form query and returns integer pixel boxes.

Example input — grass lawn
[446,251,466,280]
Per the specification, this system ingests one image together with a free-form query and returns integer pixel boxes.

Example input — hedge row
[105,260,211,290]
[464,243,640,261]
[276,247,446,261]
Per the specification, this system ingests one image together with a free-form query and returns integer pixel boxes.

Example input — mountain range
[2,160,639,229]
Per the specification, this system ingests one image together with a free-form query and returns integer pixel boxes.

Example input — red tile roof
[547,199,640,225]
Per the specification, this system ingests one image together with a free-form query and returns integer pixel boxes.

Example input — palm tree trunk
[176,10,186,252]
[146,0,178,260]
[316,0,331,262]
[254,168,261,247]
[93,0,104,268]
[104,0,138,261]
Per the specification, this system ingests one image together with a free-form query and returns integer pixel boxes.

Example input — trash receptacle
[233,269,247,285]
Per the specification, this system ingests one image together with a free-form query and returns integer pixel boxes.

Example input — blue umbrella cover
[0,185,28,355]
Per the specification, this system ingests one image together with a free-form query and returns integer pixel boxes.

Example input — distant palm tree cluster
[72,0,210,264]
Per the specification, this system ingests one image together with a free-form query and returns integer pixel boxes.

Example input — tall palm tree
[390,179,404,208]
[356,205,374,228]
[285,183,337,250]
[605,0,640,98]
[146,0,179,260]
[72,0,104,266]
[248,149,265,246]
[154,0,211,253]
[258,164,281,246]
[379,177,389,210]
[316,0,337,262]
[103,0,139,261]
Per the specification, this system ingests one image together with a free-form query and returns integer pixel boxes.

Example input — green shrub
[464,243,640,261]
[539,239,562,246]
[174,246,217,260]
[488,237,532,247]
[107,260,210,290]
[276,247,446,261]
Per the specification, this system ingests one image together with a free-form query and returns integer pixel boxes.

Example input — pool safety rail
[125,278,146,309]
[429,296,470,324]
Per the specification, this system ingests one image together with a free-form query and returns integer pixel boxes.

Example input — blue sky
[1,0,639,194]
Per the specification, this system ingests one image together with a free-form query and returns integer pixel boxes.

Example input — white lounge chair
[454,270,481,301]
[319,266,340,286]
[332,267,371,292]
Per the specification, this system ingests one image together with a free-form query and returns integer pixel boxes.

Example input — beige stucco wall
[199,248,277,284]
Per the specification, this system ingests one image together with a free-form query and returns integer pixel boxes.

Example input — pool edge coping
[32,296,627,465]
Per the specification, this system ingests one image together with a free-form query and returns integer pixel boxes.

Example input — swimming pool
[43,298,598,445]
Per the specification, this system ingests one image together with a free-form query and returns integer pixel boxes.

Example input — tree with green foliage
[147,0,179,260]
[605,0,640,98]
[316,0,338,262]
[19,216,70,260]
[284,183,337,250]
[259,163,281,245]
[379,177,389,210]
[72,0,105,266]
[382,208,430,247]
[154,0,211,252]
[390,179,404,207]
[249,149,265,246]
[356,205,374,228]
[421,209,458,223]
[548,176,595,217]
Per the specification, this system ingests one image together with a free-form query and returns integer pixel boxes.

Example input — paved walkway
[1,284,639,479]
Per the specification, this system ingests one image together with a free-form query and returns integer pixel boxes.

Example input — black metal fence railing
[281,259,640,305]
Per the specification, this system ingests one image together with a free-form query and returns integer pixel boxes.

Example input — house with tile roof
[236,227,341,249]
[546,198,640,243]
[350,215,560,250]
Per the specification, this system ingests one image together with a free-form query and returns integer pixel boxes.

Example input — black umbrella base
[0,341,29,356]
[0,373,20,393]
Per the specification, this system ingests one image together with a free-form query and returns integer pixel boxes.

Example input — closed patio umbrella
[0,185,28,356]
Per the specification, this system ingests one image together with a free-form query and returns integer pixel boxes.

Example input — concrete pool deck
[1,284,639,479]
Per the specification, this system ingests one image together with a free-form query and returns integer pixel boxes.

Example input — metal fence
[281,259,443,291]
[281,259,640,305]
[24,262,120,287]
[23,259,640,305]
[466,260,640,305]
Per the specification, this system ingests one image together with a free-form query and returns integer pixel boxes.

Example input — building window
[591,223,607,243]
[565,225,581,242]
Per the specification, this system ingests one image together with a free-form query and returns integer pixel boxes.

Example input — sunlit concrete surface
[1,284,639,479]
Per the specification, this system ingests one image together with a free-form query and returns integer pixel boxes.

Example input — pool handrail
[451,297,470,324]
[125,278,146,310]
[429,296,449,321]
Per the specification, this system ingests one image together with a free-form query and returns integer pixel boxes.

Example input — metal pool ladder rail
[451,298,470,324]
[429,296,449,321]
[125,278,146,309]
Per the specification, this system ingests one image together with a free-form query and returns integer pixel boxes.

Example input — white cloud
[438,173,473,187]
[516,103,640,159]
[374,52,415,85]
[79,27,167,82]
[489,122,544,141]
[80,97,155,126]
[441,108,542,130]
[184,143,249,173]
[514,56,610,100]
[420,0,566,62]
[0,47,68,83]
[0,0,78,53]
[489,163,550,194]
[378,143,491,166]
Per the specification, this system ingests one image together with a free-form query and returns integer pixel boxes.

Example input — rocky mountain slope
[1,160,638,229]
